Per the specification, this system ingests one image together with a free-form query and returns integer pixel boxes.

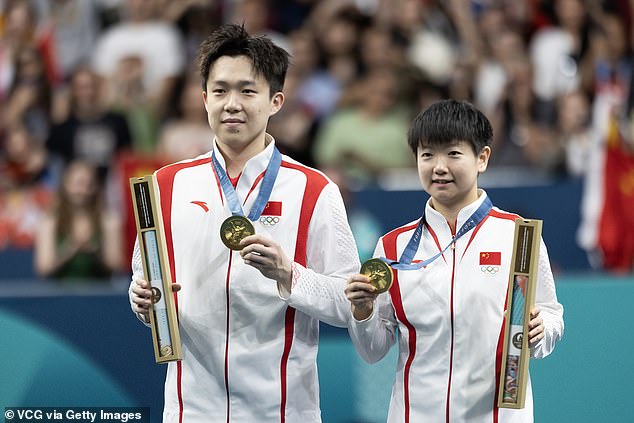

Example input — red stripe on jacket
[382,222,418,423]
[278,161,329,423]
[155,157,212,423]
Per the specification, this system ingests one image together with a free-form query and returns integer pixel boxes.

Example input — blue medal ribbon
[211,146,282,221]
[383,196,492,270]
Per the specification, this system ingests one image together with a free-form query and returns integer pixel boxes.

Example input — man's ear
[202,90,208,112]
[269,91,285,116]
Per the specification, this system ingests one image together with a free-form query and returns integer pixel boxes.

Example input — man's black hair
[197,24,289,97]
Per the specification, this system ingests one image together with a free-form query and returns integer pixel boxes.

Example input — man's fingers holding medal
[239,234,292,284]
[239,234,273,262]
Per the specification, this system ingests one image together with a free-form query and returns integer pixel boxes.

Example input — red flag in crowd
[597,120,634,272]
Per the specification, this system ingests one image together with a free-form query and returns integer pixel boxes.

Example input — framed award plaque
[497,219,542,409]
[130,175,182,363]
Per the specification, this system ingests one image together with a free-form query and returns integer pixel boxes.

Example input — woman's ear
[478,146,491,174]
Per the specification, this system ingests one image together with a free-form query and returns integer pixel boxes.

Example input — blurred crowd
[1,0,634,281]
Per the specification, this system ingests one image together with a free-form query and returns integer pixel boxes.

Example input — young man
[345,100,564,422]
[129,24,360,422]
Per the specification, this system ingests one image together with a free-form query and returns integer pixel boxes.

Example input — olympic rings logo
[480,265,499,274]
[260,216,280,225]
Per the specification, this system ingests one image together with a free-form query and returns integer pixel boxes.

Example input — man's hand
[131,279,181,322]
[344,274,378,321]
[528,305,544,346]
[239,234,292,292]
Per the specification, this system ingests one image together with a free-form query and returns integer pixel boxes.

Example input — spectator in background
[0,125,52,250]
[2,46,52,143]
[35,160,122,280]
[404,0,459,88]
[156,0,217,63]
[310,3,364,87]
[358,24,405,75]
[268,28,340,167]
[156,74,213,162]
[530,0,592,123]
[226,0,290,52]
[93,0,185,151]
[0,1,40,102]
[558,90,592,177]
[37,0,100,82]
[46,66,131,186]
[314,67,414,185]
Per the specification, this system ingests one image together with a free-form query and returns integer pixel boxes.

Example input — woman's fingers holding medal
[345,274,377,321]
[345,274,378,304]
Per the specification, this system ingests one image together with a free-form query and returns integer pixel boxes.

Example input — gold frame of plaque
[497,219,542,409]
[130,175,182,363]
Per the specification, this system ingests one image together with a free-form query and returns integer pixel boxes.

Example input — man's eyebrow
[210,79,257,86]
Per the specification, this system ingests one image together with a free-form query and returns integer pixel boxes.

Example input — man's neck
[217,137,268,178]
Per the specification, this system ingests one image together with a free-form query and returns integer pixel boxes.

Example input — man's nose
[224,92,242,112]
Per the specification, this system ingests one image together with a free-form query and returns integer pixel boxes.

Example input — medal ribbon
[211,146,282,221]
[384,196,492,270]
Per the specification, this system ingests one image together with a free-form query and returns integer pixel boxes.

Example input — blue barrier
[1,274,632,422]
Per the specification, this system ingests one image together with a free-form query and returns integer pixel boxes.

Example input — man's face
[202,55,283,154]
[417,140,490,214]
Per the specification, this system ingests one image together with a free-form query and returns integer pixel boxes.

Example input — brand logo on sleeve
[191,201,209,212]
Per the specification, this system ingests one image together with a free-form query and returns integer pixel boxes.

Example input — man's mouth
[222,118,245,124]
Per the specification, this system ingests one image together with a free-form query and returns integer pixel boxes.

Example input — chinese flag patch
[480,251,501,265]
[262,201,282,216]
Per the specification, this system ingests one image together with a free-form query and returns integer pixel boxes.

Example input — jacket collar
[211,134,277,195]
[424,189,489,238]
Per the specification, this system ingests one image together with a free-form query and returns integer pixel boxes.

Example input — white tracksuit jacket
[348,191,564,423]
[130,139,360,422]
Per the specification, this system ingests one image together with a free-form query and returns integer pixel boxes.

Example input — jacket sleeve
[129,237,151,326]
[531,238,564,358]
[347,241,398,363]
[281,182,360,328]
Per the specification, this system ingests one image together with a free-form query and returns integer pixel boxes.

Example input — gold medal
[220,215,255,250]
[360,258,394,294]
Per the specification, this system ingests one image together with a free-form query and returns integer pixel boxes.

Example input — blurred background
[0,0,633,422]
